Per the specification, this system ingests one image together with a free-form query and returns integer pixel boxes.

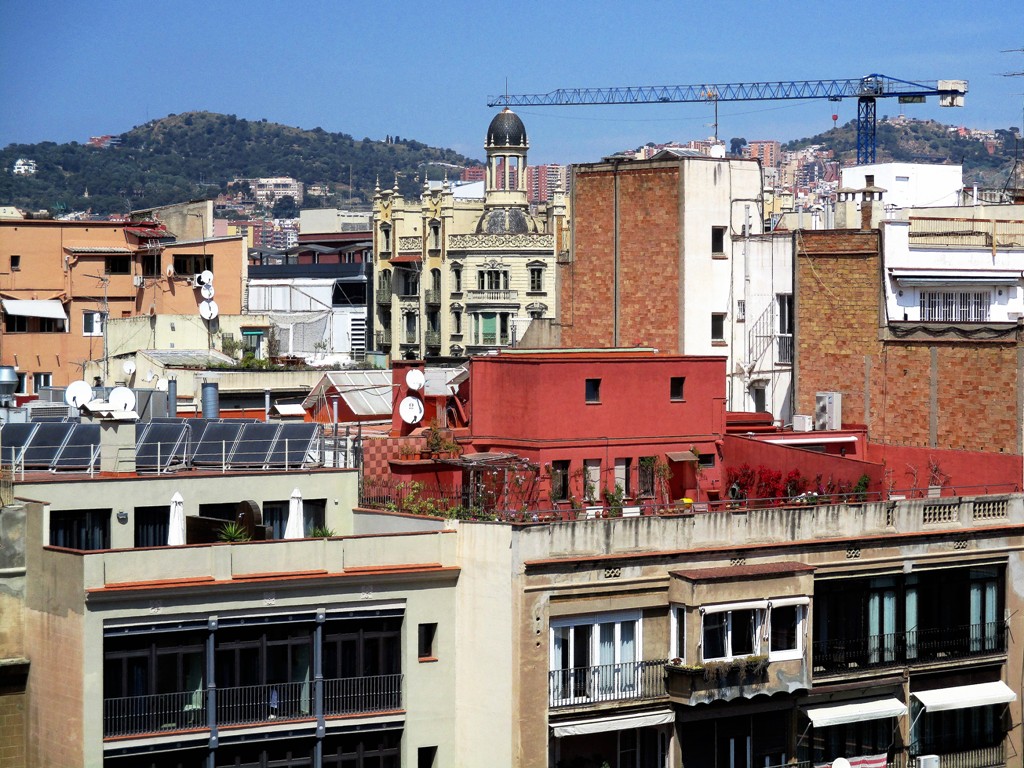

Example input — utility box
[792,414,814,432]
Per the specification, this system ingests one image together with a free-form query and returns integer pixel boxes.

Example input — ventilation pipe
[201,382,220,419]
[167,378,177,418]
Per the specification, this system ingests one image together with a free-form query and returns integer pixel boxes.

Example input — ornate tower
[479,108,537,234]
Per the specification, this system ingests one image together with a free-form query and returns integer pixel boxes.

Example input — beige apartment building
[0,214,246,391]
[372,109,567,359]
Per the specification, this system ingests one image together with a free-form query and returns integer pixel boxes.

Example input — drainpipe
[264,388,271,422]
[613,160,620,347]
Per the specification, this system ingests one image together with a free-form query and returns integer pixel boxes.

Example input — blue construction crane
[488,74,967,165]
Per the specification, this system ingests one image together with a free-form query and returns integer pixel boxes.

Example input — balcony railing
[549,659,667,708]
[777,333,793,364]
[813,621,1005,675]
[402,331,418,345]
[466,289,518,303]
[424,330,441,347]
[376,329,392,347]
[910,743,1005,768]
[324,673,402,715]
[103,674,402,738]
[376,289,392,305]
[474,333,510,347]
[424,289,441,304]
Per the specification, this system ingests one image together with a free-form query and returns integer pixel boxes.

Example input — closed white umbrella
[168,492,186,546]
[284,488,304,539]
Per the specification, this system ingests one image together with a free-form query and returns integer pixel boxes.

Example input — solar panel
[0,423,39,464]
[266,423,322,468]
[22,423,76,468]
[228,423,280,467]
[191,421,244,465]
[52,424,101,471]
[136,422,190,470]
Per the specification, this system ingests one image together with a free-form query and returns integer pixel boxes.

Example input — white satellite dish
[199,300,219,320]
[200,283,215,300]
[398,395,424,425]
[122,360,137,376]
[109,386,137,412]
[155,377,168,392]
[405,368,425,391]
[65,380,94,408]
[144,370,155,382]
[198,269,214,286]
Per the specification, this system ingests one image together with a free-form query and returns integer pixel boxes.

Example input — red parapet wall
[865,442,1022,496]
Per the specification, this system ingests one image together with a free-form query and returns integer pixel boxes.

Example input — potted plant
[218,521,251,542]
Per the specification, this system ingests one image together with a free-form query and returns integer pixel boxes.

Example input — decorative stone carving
[398,236,421,251]
[448,233,554,250]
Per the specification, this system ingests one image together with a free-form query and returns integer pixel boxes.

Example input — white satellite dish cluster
[398,368,426,425]
[195,270,218,320]
[64,380,138,413]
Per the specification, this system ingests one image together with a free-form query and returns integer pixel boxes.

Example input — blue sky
[1,0,1022,165]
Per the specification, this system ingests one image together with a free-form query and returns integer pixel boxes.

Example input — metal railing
[375,289,392,305]
[103,674,402,738]
[104,689,206,737]
[777,333,793,364]
[424,289,441,304]
[376,329,392,347]
[549,659,667,708]
[324,673,402,715]
[911,744,1005,768]
[813,621,1005,675]
[424,330,441,346]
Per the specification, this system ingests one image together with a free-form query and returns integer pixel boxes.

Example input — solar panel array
[0,419,323,473]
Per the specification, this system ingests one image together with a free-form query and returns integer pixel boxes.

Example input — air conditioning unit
[917,756,939,768]
[27,400,75,419]
[132,275,145,288]
[792,414,814,432]
[188,275,202,288]
[815,392,842,431]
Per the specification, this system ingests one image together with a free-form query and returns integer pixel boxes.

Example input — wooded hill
[0,111,480,216]
[783,118,1021,188]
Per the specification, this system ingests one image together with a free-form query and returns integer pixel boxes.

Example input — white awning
[552,708,675,737]
[273,404,307,417]
[1,299,68,321]
[913,681,1016,712]
[889,268,1022,287]
[805,697,907,728]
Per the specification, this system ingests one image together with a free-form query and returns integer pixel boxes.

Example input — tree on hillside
[272,195,298,219]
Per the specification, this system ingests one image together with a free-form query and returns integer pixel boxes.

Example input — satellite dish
[405,368,425,391]
[155,377,168,392]
[166,265,175,277]
[144,370,155,382]
[398,395,424,425]
[198,270,214,286]
[109,386,137,412]
[65,380,94,408]
[832,760,851,768]
[199,300,219,320]
[200,283,215,300]
[122,360,137,376]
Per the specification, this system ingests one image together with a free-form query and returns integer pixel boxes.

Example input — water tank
[0,367,18,405]
[201,382,220,419]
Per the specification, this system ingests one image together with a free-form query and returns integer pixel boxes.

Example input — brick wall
[562,165,682,350]
[0,693,26,768]
[796,229,1022,455]
[26,609,83,767]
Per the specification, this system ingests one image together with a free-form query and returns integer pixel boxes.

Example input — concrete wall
[842,163,963,209]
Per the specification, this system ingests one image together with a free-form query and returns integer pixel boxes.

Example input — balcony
[777,333,793,364]
[472,333,510,347]
[103,674,402,738]
[424,330,441,347]
[376,290,392,306]
[549,659,667,708]
[465,289,518,304]
[401,332,418,345]
[376,329,391,348]
[424,289,441,305]
[813,621,1005,676]
[909,744,1005,768]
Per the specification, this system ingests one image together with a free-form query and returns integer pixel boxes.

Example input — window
[332,280,365,306]
[736,298,745,321]
[34,372,52,390]
[378,272,392,296]
[141,253,160,276]
[418,623,437,661]
[670,605,686,661]
[418,746,438,768]
[50,509,111,550]
[105,255,131,274]
[550,460,570,502]
[550,612,640,704]
[379,224,391,253]
[585,378,601,403]
[711,226,726,255]
[614,457,632,498]
[697,453,715,470]
[711,313,726,342]
[172,254,212,275]
[670,377,685,401]
[638,457,656,497]
[15,372,27,394]
[752,385,766,413]
[5,314,26,333]
[83,311,105,336]
[477,269,508,291]
[451,310,462,335]
[262,498,326,539]
[768,602,804,660]
[777,293,794,363]
[10,254,20,271]
[529,266,544,292]
[133,506,170,548]
[451,266,462,293]
[701,603,766,661]
[920,291,990,322]
[583,459,601,502]
[38,317,63,333]
[429,222,440,251]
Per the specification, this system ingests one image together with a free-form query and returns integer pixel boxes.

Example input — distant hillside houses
[11,159,36,175]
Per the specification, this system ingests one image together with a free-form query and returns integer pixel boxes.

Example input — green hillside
[784,118,1021,187]
[0,112,480,216]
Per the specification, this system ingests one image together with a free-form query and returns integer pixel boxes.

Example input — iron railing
[813,621,1005,675]
[777,333,794,364]
[104,689,206,737]
[324,673,402,715]
[424,289,441,304]
[911,744,1005,768]
[549,659,667,708]
[103,674,401,738]
[424,330,441,346]
[376,329,392,347]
